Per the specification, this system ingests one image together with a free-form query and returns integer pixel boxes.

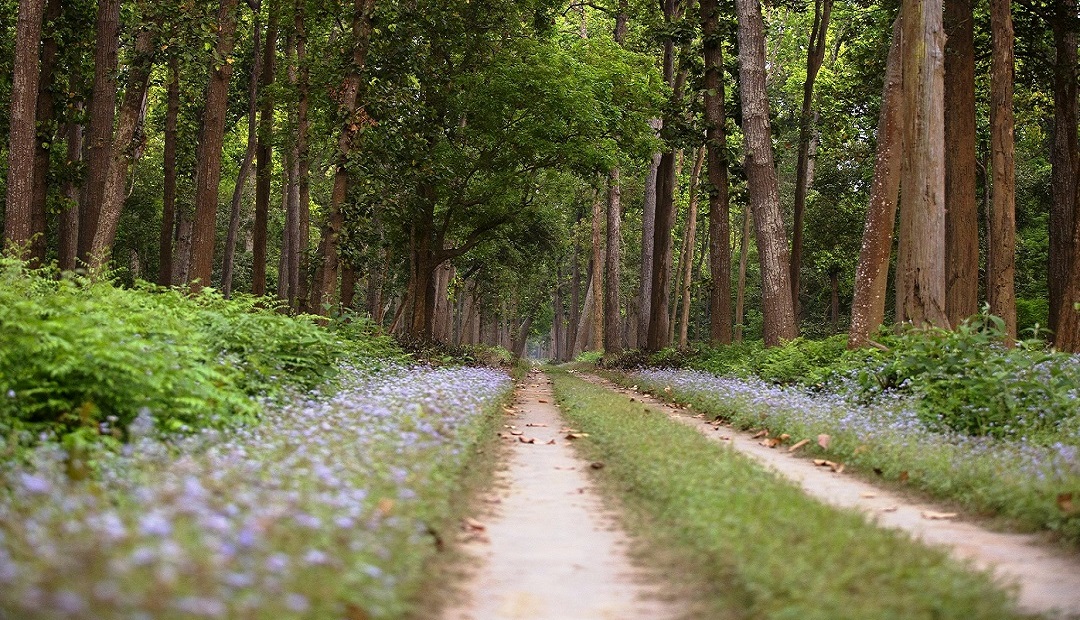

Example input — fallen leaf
[778,433,791,441]
[565,432,590,440]
[518,436,536,444]
[546,439,556,445]
[526,423,548,427]
[880,505,899,513]
[378,498,395,516]
[664,386,672,393]
[538,399,549,403]
[463,518,486,532]
[1058,493,1076,515]
[829,462,845,473]
[590,461,605,469]
[752,429,769,439]
[510,430,524,436]
[630,385,638,391]
[761,437,782,448]
[873,467,884,476]
[817,434,831,450]
[719,436,731,440]
[898,471,909,483]
[922,511,958,520]
[788,439,810,453]
[861,492,878,499]
[813,459,829,466]
[630,398,636,402]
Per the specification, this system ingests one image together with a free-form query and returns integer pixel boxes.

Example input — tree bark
[702,0,732,345]
[735,0,797,346]
[4,0,47,255]
[77,0,121,264]
[295,0,311,311]
[553,266,565,360]
[574,268,596,355]
[253,0,279,296]
[222,15,262,297]
[188,0,241,289]
[311,0,376,311]
[1049,0,1078,333]
[849,17,904,348]
[637,122,661,349]
[734,207,751,342]
[589,188,604,351]
[790,0,833,325]
[830,269,840,331]
[284,30,302,307]
[90,20,158,268]
[59,115,83,272]
[27,0,61,263]
[988,0,1016,341]
[679,145,706,348]
[895,0,948,328]
[159,57,180,285]
[568,240,582,358]
[943,0,979,326]
[604,169,622,354]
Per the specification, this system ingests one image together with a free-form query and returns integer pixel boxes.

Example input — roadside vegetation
[599,312,1080,545]
[549,370,1022,619]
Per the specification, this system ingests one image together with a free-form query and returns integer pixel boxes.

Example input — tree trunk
[830,269,840,331]
[174,215,193,283]
[735,0,797,346]
[77,0,121,264]
[158,56,180,285]
[734,207,752,342]
[679,145,706,348]
[90,21,158,268]
[790,0,833,325]
[1049,0,1078,333]
[512,316,533,359]
[311,0,376,311]
[27,0,61,263]
[567,240,582,359]
[895,0,948,328]
[284,31,302,307]
[340,263,357,309]
[988,0,1016,342]
[188,0,240,289]
[849,17,904,348]
[702,0,732,345]
[943,0,979,326]
[590,188,604,351]
[253,0,279,296]
[553,266,565,360]
[574,270,596,356]
[222,15,262,297]
[604,169,623,354]
[3,0,47,255]
[59,115,83,271]
[638,122,661,349]
[295,1,312,311]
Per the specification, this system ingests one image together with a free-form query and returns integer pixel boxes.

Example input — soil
[440,370,678,620]
[586,371,1080,619]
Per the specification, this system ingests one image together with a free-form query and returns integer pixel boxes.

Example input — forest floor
[443,368,1080,620]
[440,370,680,619]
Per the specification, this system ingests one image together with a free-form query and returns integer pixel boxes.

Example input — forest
[2,0,1080,617]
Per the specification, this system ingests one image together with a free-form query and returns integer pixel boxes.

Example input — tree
[988,0,1017,341]
[895,0,948,328]
[252,0,279,297]
[849,17,903,348]
[943,0,979,326]
[1048,0,1078,332]
[158,56,180,285]
[188,0,241,289]
[3,0,47,255]
[735,0,797,346]
[701,0,732,345]
[604,169,622,353]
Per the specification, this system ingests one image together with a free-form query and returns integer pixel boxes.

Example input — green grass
[549,370,1024,620]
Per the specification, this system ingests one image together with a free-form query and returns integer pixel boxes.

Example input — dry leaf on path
[761,437,782,448]
[861,492,878,499]
[590,461,605,469]
[546,439,556,445]
[922,511,959,520]
[788,439,810,452]
[463,518,486,532]
[518,436,536,444]
[751,430,769,439]
[510,430,524,436]
[526,423,548,427]
[565,432,590,440]
[880,505,899,512]
[817,434,831,450]
[538,399,549,403]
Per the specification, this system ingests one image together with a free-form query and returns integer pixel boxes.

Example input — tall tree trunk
[512,316,533,359]
[637,123,661,349]
[790,0,833,324]
[284,30,301,307]
[77,0,121,264]
[679,145,706,348]
[4,0,47,255]
[188,0,241,289]
[90,21,158,268]
[553,266,565,361]
[59,115,83,271]
[567,241,582,359]
[295,0,311,311]
[574,269,596,355]
[311,0,376,311]
[735,0,797,346]
[253,0,279,296]
[702,0,732,345]
[943,0,979,326]
[158,56,180,285]
[27,0,61,263]
[589,188,604,351]
[1049,0,1078,333]
[223,15,262,297]
[988,0,1016,341]
[896,0,948,328]
[734,207,751,342]
[340,263,357,308]
[174,214,193,283]
[604,169,623,354]
[849,17,904,348]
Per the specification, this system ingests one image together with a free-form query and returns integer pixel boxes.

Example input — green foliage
[0,258,402,443]
[690,336,851,387]
[550,371,1020,619]
[573,350,604,365]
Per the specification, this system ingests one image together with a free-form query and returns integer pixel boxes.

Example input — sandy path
[442,371,676,620]
[585,372,1080,619]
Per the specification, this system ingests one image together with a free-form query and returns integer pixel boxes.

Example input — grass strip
[549,369,1023,620]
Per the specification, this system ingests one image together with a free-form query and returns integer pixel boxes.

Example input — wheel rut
[441,370,677,620]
